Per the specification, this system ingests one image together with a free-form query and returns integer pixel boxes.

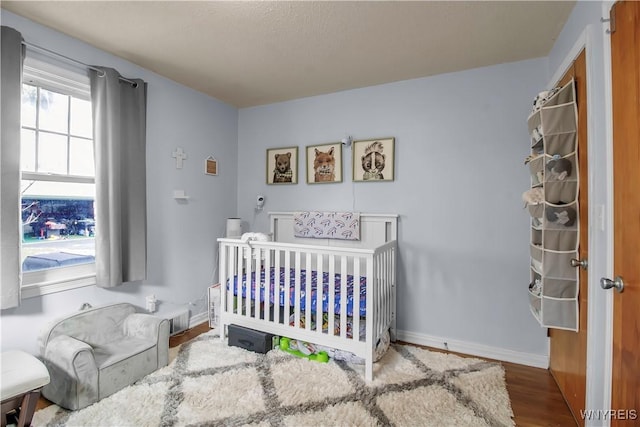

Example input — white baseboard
[189,311,209,329]
[184,314,548,368]
[396,329,549,369]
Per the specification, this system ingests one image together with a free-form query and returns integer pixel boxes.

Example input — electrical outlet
[145,295,157,312]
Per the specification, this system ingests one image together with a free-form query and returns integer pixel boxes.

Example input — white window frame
[20,56,97,298]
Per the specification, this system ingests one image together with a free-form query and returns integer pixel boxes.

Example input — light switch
[596,204,605,231]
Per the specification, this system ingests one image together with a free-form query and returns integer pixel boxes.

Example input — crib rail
[217,238,396,375]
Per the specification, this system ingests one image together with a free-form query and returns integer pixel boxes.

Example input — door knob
[600,276,624,293]
[570,258,588,270]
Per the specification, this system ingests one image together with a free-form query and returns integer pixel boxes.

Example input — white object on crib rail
[240,232,271,243]
[241,232,272,260]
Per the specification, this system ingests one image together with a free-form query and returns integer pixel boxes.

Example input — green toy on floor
[278,337,329,363]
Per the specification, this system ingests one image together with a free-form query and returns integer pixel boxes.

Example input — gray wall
[1,11,238,354]
[237,58,550,360]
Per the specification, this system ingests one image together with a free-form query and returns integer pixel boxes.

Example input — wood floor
[37,322,577,426]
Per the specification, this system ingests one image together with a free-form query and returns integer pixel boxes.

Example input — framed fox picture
[306,142,342,184]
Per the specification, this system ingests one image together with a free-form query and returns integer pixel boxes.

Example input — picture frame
[352,137,395,182]
[204,156,218,176]
[266,146,298,184]
[306,142,343,184]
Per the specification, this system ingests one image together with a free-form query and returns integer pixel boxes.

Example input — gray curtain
[90,67,147,288]
[0,26,25,309]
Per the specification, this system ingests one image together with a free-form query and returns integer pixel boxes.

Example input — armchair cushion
[39,303,169,410]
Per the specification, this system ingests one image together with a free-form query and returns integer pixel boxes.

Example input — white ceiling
[2,1,575,108]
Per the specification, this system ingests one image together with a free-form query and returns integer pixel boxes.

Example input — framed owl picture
[352,137,395,182]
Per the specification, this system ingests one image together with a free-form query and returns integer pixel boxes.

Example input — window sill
[21,264,96,298]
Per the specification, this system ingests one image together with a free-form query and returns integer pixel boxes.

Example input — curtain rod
[22,41,138,88]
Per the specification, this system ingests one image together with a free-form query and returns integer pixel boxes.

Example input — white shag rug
[33,331,515,426]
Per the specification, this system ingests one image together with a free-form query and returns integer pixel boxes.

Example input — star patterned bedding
[227,267,366,317]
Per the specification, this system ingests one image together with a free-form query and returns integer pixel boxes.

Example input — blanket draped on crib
[293,211,360,240]
[228,267,366,317]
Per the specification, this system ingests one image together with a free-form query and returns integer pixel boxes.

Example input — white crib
[218,212,397,381]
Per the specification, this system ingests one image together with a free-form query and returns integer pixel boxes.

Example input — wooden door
[548,50,589,426]
[610,1,640,424]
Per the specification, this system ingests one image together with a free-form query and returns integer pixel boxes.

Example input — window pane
[38,88,69,133]
[69,137,95,176]
[21,129,36,172]
[21,84,37,128]
[70,97,92,138]
[21,180,95,199]
[37,132,68,174]
[21,182,95,272]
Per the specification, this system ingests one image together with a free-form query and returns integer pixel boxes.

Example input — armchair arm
[123,313,170,367]
[123,313,164,340]
[42,335,99,410]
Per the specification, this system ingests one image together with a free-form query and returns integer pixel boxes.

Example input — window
[20,59,96,297]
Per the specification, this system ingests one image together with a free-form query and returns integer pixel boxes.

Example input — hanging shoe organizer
[524,79,579,331]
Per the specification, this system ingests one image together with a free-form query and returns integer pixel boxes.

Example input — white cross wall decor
[172,147,187,169]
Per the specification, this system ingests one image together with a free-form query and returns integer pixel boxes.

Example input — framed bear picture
[306,142,343,184]
[352,137,395,182]
[266,146,298,184]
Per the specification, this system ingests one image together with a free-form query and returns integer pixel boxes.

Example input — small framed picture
[306,142,342,184]
[352,137,395,182]
[266,146,298,184]
[205,156,218,175]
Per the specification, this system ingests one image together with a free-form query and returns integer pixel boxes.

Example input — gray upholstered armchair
[38,302,170,410]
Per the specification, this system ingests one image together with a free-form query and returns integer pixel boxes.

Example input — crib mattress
[228,267,366,317]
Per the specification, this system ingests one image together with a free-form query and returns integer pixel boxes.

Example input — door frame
[600,1,616,422]
[547,3,616,423]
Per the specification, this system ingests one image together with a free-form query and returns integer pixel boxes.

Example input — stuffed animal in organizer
[546,206,577,227]
[522,187,544,206]
[546,155,573,181]
[532,87,560,112]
